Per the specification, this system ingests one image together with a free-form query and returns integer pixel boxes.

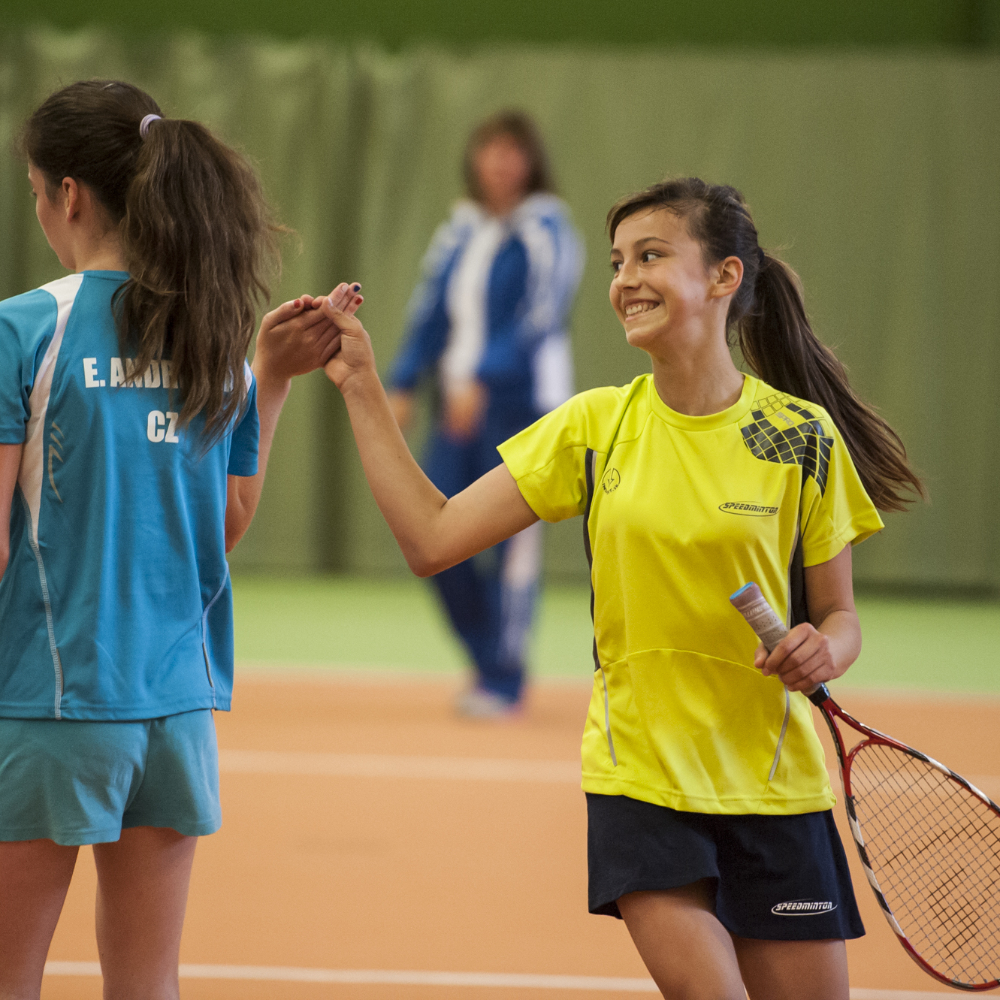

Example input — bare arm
[225,283,362,552]
[0,444,20,581]
[321,300,538,577]
[753,544,861,692]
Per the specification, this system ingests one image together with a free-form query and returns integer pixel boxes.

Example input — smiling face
[609,206,729,354]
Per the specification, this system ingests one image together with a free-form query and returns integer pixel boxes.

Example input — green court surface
[233,575,1000,694]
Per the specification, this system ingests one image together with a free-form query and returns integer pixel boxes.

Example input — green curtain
[2,31,998,591]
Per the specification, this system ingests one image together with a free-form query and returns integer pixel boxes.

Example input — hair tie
[756,246,766,267]
[139,114,162,139]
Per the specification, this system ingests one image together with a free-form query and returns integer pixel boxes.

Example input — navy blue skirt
[587,793,864,941]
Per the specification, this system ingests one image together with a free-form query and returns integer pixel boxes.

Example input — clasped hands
[255,282,489,441]
[253,282,363,382]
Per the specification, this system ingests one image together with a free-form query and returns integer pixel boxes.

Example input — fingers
[320,292,365,331]
[327,283,363,316]
[320,333,343,366]
[329,282,359,310]
[286,283,362,326]
[314,321,346,361]
[291,282,359,313]
[761,624,834,691]
[760,623,813,675]
[266,298,326,334]
[294,304,336,331]
[266,281,360,322]
[318,282,361,313]
[260,296,305,332]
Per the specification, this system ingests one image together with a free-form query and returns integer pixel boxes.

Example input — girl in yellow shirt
[320,178,921,1000]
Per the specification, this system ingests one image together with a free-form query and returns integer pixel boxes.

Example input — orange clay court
[39,582,1000,1000]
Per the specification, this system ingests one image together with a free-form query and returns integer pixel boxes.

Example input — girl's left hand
[443,381,488,441]
[753,622,841,693]
[254,282,363,382]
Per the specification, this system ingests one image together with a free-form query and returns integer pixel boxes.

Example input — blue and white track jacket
[389,193,584,427]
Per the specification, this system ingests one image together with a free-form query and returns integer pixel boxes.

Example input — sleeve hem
[506,471,550,521]
[227,460,259,478]
[802,511,885,568]
[498,441,587,524]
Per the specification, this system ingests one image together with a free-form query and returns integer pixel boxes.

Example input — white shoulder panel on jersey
[20,273,85,545]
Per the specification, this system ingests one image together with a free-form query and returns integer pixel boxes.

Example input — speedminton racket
[730,582,1000,992]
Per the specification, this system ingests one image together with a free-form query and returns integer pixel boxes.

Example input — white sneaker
[455,687,521,719]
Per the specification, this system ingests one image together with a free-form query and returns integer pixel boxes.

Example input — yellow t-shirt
[498,374,884,815]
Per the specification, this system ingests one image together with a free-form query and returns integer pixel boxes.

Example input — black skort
[587,793,865,941]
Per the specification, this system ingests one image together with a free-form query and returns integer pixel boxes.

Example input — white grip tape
[730,583,789,653]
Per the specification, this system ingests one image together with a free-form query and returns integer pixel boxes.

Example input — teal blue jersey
[0,272,259,719]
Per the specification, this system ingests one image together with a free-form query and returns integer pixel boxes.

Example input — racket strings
[850,741,1000,986]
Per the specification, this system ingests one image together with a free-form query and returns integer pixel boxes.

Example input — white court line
[850,994,958,1000]
[218,749,581,783]
[43,962,655,991]
[42,963,957,996]
[826,767,1000,798]
[220,751,1000,795]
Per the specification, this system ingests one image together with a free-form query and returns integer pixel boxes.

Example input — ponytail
[118,116,279,445]
[608,179,924,512]
[740,255,922,512]
[20,80,280,447]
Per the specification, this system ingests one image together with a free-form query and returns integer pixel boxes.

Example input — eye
[610,259,622,273]
[641,250,660,263]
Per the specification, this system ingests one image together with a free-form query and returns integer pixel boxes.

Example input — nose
[613,257,641,289]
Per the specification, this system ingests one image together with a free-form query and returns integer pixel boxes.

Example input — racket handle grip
[730,583,832,703]
[729,582,789,653]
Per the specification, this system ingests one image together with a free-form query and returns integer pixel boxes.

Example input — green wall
[3,0,1000,48]
[1,32,999,591]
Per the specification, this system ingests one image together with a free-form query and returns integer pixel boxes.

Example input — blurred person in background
[386,111,584,718]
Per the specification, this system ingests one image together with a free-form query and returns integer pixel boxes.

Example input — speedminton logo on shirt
[771,900,836,916]
[719,501,779,516]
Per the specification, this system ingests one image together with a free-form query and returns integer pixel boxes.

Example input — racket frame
[808,682,1000,993]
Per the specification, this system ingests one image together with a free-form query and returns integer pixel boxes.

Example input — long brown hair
[20,80,280,446]
[463,110,554,203]
[607,178,924,512]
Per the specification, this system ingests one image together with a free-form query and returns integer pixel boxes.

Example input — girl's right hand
[320,297,378,395]
[254,282,362,382]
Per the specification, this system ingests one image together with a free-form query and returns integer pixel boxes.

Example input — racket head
[836,725,1000,991]
[729,588,1000,988]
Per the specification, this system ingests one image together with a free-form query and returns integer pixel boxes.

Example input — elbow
[225,520,249,553]
[407,552,442,579]
[224,513,246,554]
[403,541,451,579]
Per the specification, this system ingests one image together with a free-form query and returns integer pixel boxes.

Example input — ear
[710,255,744,300]
[60,177,81,222]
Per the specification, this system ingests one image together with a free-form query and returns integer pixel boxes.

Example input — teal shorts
[0,709,221,846]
